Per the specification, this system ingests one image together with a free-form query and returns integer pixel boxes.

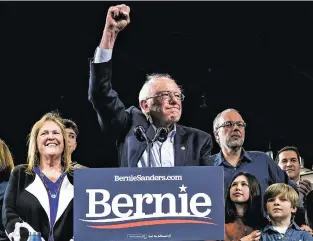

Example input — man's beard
[226,138,244,152]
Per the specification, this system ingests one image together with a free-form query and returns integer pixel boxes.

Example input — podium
[74,166,224,241]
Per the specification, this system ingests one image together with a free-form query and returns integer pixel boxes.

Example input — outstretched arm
[88,5,132,136]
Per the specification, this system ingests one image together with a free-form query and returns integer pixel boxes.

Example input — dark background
[1,2,312,168]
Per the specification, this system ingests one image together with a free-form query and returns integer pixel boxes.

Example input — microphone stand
[147,141,153,168]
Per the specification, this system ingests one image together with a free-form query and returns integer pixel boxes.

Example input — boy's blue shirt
[261,220,313,241]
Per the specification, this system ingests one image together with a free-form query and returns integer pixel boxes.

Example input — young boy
[262,183,313,241]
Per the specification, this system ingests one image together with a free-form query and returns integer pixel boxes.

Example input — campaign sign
[74,167,224,241]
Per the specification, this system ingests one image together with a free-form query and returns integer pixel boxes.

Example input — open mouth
[46,143,57,147]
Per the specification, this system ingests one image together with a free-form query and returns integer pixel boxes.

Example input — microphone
[133,126,168,168]
[152,127,168,143]
[133,126,150,143]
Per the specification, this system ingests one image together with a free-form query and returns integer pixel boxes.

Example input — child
[262,183,313,241]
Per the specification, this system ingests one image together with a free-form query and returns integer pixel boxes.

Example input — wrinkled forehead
[219,110,244,124]
[150,78,181,95]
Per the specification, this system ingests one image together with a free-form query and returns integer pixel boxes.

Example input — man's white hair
[138,73,177,119]
[138,73,175,104]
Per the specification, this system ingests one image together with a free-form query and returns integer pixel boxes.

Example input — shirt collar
[215,148,252,166]
[263,220,300,233]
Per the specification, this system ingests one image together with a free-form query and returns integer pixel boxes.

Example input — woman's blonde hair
[26,112,72,174]
[0,139,14,171]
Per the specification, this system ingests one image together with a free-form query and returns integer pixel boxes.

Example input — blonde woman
[3,112,74,241]
[0,139,14,241]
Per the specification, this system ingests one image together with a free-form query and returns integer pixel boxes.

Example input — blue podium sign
[74,167,224,241]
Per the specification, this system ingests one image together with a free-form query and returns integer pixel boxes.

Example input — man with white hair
[88,4,213,167]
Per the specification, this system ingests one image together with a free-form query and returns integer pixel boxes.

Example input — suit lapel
[25,174,50,224]
[174,125,187,166]
[55,175,73,223]
[130,141,146,167]
[25,173,74,226]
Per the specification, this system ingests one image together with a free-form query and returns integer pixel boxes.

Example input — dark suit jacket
[2,165,73,241]
[88,60,213,167]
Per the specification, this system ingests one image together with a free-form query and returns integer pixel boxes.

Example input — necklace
[38,170,65,199]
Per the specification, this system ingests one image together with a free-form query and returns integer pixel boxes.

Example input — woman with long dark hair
[224,172,266,241]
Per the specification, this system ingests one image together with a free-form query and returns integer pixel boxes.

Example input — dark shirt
[261,220,313,241]
[209,150,296,198]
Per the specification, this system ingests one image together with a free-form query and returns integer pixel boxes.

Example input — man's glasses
[216,121,246,131]
[146,91,185,101]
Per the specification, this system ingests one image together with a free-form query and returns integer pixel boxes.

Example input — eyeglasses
[216,121,246,131]
[146,91,185,101]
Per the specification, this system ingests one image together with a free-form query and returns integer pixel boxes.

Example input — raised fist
[105,4,130,34]
[100,4,130,49]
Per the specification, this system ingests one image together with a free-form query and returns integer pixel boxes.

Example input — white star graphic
[179,184,187,192]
